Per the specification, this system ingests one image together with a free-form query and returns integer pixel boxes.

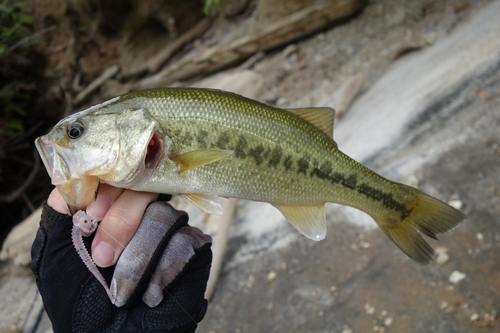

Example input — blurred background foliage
[0,0,36,136]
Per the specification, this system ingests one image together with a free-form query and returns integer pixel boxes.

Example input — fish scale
[35,87,466,263]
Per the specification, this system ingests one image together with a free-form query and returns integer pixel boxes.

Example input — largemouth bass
[35,88,465,263]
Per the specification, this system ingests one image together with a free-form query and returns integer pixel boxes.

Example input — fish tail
[375,185,466,264]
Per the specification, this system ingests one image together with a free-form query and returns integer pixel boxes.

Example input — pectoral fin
[181,193,223,215]
[173,149,233,173]
[273,203,327,241]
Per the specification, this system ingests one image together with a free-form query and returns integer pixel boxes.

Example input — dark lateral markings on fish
[310,166,411,219]
[227,134,410,219]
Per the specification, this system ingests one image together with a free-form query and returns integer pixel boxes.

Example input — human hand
[48,184,158,267]
[34,190,212,333]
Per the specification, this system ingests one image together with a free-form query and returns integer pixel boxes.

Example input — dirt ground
[0,0,499,332]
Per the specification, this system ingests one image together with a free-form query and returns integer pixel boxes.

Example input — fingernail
[87,194,112,221]
[93,241,116,267]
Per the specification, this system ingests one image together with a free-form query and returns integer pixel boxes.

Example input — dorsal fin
[286,107,337,145]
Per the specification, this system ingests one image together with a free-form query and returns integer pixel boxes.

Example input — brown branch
[205,199,237,300]
[147,18,212,74]
[73,64,120,105]
[0,148,40,203]
[135,0,367,89]
[8,25,56,53]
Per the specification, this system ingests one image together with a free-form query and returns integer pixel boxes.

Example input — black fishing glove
[30,200,212,333]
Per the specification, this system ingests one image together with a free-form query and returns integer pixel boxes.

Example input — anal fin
[273,203,327,241]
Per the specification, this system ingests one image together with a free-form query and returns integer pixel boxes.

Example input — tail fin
[375,185,466,264]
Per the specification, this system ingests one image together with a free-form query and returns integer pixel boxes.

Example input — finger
[91,190,158,267]
[86,184,125,220]
[47,188,71,215]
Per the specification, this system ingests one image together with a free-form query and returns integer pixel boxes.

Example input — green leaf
[203,0,221,16]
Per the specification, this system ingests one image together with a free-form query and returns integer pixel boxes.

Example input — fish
[35,87,466,264]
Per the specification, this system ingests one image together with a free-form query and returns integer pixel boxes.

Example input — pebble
[476,232,484,240]
[365,303,376,315]
[449,270,466,284]
[435,247,449,265]
[383,317,393,327]
[266,271,277,283]
[282,44,297,58]
[281,261,287,271]
[482,313,496,326]
[330,285,338,292]
[448,199,463,210]
[276,97,288,106]
[263,91,278,104]
[470,313,479,321]
[435,246,448,254]
[341,329,352,333]
[421,31,437,45]
[246,275,255,288]
[402,175,419,188]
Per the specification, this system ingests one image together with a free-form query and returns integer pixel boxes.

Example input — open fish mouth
[35,136,74,185]
[35,136,57,183]
[35,135,100,211]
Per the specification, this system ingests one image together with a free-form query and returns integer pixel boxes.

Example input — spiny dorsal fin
[272,203,327,241]
[172,149,233,173]
[286,107,336,141]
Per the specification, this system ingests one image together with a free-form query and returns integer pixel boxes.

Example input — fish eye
[67,122,84,139]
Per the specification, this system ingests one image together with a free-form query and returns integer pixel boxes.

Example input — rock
[192,69,265,100]
[448,199,463,210]
[276,97,288,106]
[435,246,450,265]
[266,271,277,283]
[0,207,41,267]
[449,270,466,284]
[246,275,255,288]
[335,1,500,164]
[0,275,39,331]
[365,303,375,315]
[314,73,365,121]
[400,175,420,188]
[421,31,437,46]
